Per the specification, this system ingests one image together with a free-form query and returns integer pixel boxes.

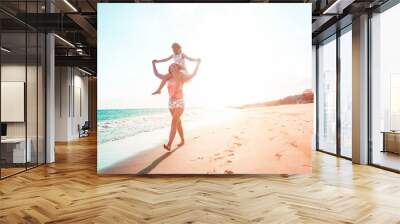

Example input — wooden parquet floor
[1,135,400,224]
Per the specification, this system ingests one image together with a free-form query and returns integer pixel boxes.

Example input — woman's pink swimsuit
[167,81,184,109]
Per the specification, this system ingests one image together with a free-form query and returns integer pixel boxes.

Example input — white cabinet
[1,138,32,163]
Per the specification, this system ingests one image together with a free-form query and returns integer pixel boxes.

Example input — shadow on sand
[137,146,181,174]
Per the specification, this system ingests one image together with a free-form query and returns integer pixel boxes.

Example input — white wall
[55,66,70,141]
[72,73,89,137]
[55,67,89,141]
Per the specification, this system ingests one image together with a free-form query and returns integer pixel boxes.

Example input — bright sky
[98,3,311,109]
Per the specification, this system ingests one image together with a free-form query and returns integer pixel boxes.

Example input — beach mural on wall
[97,3,313,174]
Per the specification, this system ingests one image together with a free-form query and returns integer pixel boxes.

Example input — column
[352,14,369,164]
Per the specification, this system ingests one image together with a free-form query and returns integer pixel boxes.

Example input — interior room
[0,0,400,223]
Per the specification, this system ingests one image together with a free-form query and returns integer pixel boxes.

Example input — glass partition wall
[0,31,27,177]
[316,27,353,159]
[370,3,400,171]
[0,4,46,179]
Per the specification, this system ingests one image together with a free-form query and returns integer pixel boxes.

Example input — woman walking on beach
[152,59,201,151]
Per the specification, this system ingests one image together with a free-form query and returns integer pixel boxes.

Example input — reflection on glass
[340,29,352,158]
[371,3,400,171]
[318,37,337,154]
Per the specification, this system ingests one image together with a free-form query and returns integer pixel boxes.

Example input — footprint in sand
[289,141,298,148]
[197,156,204,160]
[269,137,275,141]
[234,142,242,147]
[224,170,234,174]
[275,153,282,159]
[193,136,200,140]
[214,156,224,161]
[225,149,234,153]
[233,136,240,140]
[226,160,232,163]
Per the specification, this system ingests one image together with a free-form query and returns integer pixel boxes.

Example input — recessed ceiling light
[54,34,75,48]
[78,67,93,76]
[63,0,78,12]
[1,47,11,53]
[323,0,355,15]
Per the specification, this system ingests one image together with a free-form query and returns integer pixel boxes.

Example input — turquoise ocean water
[97,108,201,144]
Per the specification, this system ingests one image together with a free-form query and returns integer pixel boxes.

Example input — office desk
[381,131,400,154]
[1,138,31,163]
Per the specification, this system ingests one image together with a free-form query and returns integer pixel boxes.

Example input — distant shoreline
[239,89,314,109]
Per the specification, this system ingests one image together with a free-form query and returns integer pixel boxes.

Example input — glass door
[317,35,337,154]
[339,27,352,158]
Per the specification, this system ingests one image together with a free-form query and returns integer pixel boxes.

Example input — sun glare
[98,4,311,109]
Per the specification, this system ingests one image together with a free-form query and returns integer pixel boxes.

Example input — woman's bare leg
[177,119,185,147]
[166,108,184,150]
[169,109,184,147]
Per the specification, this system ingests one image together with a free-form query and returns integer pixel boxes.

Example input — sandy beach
[100,103,313,174]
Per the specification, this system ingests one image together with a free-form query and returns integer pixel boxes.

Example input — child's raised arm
[183,53,199,62]
[155,55,173,63]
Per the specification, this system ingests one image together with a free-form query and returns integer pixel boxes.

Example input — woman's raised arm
[183,59,201,82]
[152,60,169,80]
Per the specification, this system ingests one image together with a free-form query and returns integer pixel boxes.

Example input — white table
[1,138,31,163]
